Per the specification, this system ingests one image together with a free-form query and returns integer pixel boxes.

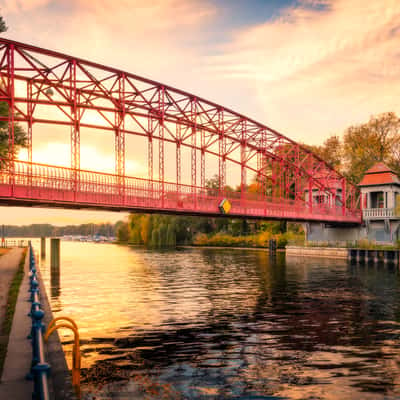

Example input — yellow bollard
[45,318,81,398]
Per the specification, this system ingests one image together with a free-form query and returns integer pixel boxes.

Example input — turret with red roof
[358,162,400,243]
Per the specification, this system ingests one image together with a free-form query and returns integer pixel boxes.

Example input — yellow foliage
[257,230,272,247]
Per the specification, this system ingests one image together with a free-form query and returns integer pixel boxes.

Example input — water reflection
[38,243,400,399]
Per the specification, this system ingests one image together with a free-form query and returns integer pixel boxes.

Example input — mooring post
[50,238,60,268]
[40,237,46,258]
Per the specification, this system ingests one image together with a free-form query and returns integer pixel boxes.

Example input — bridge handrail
[0,158,361,222]
[3,158,359,211]
[27,242,51,400]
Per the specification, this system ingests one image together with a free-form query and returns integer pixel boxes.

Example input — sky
[0,0,399,225]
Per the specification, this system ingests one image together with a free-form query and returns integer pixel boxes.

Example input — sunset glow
[1,0,399,225]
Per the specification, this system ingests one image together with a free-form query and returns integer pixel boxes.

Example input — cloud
[208,0,400,143]
[4,0,400,144]
[2,0,229,121]
[1,0,51,13]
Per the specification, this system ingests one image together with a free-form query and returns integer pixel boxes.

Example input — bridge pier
[40,237,46,258]
[50,238,60,269]
[303,223,364,244]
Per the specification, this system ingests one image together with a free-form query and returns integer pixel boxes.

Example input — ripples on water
[36,240,400,399]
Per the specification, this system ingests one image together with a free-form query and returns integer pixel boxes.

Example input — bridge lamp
[45,88,54,97]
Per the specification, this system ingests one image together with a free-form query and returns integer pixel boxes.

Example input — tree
[116,222,129,242]
[0,15,27,164]
[342,112,400,182]
[166,223,176,247]
[0,15,7,34]
[306,135,342,171]
[151,228,159,248]
[392,139,400,176]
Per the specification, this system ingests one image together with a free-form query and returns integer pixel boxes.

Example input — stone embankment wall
[286,246,348,259]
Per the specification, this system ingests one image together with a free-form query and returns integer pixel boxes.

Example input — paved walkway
[0,248,32,399]
[0,248,24,344]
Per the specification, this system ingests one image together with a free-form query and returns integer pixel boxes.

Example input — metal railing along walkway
[27,242,51,400]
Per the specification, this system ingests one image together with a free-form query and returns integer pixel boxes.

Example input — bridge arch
[0,39,360,223]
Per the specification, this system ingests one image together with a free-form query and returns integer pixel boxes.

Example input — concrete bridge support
[303,223,365,244]
[50,238,60,269]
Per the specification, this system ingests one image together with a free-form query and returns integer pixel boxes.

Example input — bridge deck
[0,161,361,224]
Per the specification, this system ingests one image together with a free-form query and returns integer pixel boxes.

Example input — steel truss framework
[0,39,361,223]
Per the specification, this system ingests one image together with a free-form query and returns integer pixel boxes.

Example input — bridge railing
[0,159,361,222]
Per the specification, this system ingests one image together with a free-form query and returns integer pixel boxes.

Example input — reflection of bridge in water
[0,38,361,224]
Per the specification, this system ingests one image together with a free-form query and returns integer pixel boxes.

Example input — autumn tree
[342,112,400,182]
[116,221,129,242]
[306,135,342,171]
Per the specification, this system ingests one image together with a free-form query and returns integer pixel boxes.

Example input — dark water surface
[36,240,400,399]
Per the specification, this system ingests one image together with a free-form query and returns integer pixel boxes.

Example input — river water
[34,240,400,399]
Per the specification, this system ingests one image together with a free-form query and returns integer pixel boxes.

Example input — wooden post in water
[50,238,60,269]
[41,237,46,258]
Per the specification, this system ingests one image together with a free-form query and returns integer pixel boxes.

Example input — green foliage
[306,135,342,170]
[303,112,400,184]
[127,214,180,248]
[116,222,129,242]
[0,12,27,163]
[0,100,28,164]
[0,15,7,34]
[151,228,159,248]
[343,112,399,182]
[193,230,303,249]
[166,223,176,247]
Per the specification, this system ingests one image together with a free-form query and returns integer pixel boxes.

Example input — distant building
[359,162,400,243]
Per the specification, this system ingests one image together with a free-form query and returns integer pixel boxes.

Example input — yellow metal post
[45,318,81,398]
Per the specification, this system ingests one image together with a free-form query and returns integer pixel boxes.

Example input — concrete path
[0,248,32,399]
[0,248,24,332]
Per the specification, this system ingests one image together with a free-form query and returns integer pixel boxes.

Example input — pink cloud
[208,0,400,143]
[2,0,51,13]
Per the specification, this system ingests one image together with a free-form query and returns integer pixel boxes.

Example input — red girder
[0,38,361,223]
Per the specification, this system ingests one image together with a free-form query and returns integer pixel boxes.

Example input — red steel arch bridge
[0,39,361,224]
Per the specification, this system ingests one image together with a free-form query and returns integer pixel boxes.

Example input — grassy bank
[193,231,303,249]
[118,231,304,250]
[0,248,26,376]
